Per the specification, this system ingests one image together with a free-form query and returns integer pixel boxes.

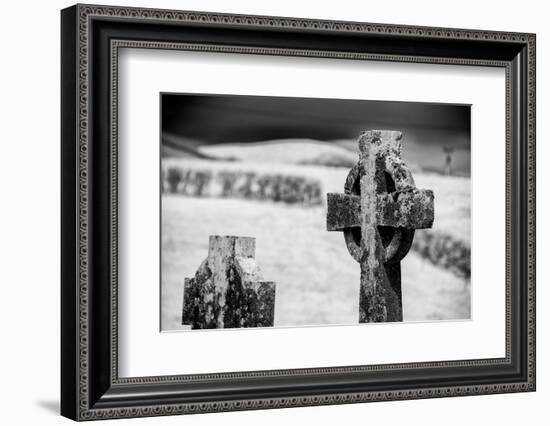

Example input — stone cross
[326,130,434,323]
[182,236,276,329]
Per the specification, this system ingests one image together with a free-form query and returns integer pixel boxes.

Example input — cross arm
[378,189,434,229]
[326,189,434,231]
[326,193,361,231]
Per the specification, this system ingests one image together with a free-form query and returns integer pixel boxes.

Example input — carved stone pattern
[74,4,535,420]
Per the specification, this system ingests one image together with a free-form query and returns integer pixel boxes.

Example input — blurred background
[160,93,471,331]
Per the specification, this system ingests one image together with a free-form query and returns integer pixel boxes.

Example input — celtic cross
[326,130,434,322]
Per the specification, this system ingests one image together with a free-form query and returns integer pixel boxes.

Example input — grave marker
[327,130,434,322]
[182,236,276,329]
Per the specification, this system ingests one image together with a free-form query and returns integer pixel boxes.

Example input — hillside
[200,139,358,168]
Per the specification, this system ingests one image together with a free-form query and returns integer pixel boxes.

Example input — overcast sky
[162,93,471,175]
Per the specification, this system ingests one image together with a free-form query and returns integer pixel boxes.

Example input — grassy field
[161,157,471,331]
[162,156,471,243]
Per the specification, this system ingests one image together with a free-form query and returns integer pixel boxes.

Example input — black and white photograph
[160,94,471,331]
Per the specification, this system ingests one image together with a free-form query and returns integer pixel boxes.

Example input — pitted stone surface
[182,236,276,329]
[326,130,434,323]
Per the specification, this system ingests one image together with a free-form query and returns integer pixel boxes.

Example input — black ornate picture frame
[61,3,536,421]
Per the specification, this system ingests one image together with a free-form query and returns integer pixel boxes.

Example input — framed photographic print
[61,4,536,421]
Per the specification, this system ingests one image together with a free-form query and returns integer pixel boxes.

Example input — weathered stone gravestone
[327,130,434,323]
[182,236,276,329]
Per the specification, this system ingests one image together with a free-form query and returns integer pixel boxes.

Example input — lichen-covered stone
[182,236,276,329]
[377,189,434,229]
[327,190,434,231]
[326,193,361,231]
[326,130,434,323]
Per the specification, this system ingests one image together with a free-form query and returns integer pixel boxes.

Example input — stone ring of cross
[343,160,414,264]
